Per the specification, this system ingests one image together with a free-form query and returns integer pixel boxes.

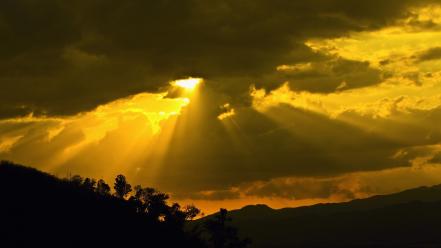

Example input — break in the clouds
[2,0,441,209]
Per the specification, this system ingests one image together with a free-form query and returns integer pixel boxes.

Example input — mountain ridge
[197,184,441,247]
[230,184,441,215]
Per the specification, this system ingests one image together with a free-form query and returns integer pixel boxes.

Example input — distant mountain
[0,161,205,248]
[198,185,441,247]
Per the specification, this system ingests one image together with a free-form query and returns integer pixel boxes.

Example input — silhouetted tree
[166,203,203,228]
[184,204,202,220]
[70,175,83,187]
[204,208,250,248]
[82,178,96,191]
[114,174,132,199]
[146,189,169,221]
[96,179,111,195]
[131,186,169,220]
[128,185,146,214]
[165,203,187,227]
[130,185,202,228]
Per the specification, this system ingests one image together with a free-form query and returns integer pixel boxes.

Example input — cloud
[277,57,383,92]
[175,151,441,203]
[242,177,371,200]
[429,152,441,164]
[417,47,441,62]
[1,0,439,118]
[173,176,373,201]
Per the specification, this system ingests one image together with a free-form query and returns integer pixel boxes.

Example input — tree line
[65,173,250,248]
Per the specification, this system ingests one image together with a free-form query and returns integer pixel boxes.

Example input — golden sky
[2,1,441,214]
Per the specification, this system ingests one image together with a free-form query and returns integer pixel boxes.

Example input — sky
[2,0,441,214]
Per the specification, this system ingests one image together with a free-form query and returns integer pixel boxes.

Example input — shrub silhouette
[114,174,132,199]
[96,179,111,195]
[184,204,202,220]
[82,177,97,191]
[69,174,84,187]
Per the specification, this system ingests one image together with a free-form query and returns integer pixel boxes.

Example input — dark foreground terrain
[0,161,249,248]
[2,161,441,248]
[0,162,205,247]
[198,184,441,247]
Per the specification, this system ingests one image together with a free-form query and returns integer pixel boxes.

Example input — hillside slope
[0,161,204,248]
[200,185,441,247]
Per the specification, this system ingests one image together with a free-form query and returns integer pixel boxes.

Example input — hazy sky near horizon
[2,0,441,213]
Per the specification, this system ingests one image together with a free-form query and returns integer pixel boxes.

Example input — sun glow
[172,78,203,90]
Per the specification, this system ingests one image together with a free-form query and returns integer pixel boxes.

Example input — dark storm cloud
[241,178,371,200]
[338,103,441,147]
[278,57,383,92]
[1,0,438,118]
[417,47,441,62]
[430,153,441,164]
[173,177,369,201]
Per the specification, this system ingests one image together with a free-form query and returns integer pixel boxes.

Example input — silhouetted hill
[0,161,205,248]
[4,160,441,248]
[198,185,441,247]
